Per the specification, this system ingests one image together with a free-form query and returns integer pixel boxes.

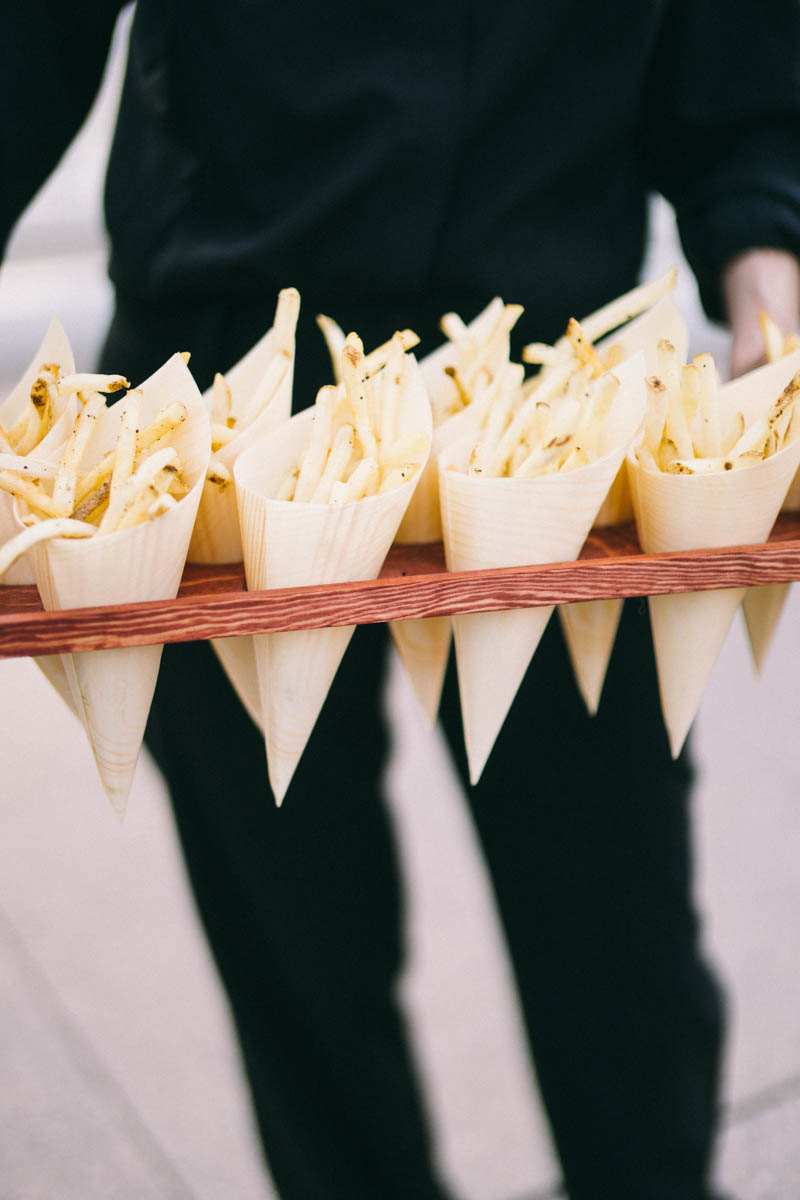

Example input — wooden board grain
[1,514,800,659]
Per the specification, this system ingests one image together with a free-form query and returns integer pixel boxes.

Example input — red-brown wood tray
[1,513,799,659]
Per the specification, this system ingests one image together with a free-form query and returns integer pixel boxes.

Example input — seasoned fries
[0,366,196,576]
[633,340,800,474]
[276,330,426,504]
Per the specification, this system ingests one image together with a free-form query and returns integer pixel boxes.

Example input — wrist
[722,248,800,377]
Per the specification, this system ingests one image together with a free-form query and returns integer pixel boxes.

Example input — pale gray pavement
[1,17,799,1199]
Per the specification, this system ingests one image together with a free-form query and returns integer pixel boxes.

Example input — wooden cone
[558,597,623,715]
[34,655,80,721]
[441,361,645,783]
[188,327,294,563]
[32,354,210,813]
[388,615,452,724]
[742,432,800,673]
[185,326,295,734]
[212,635,263,731]
[558,462,630,712]
[389,303,502,718]
[742,582,789,674]
[557,297,688,710]
[1,318,77,585]
[555,313,685,714]
[235,356,432,803]
[629,352,800,756]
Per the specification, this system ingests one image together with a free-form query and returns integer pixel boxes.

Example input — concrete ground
[1,17,799,1199]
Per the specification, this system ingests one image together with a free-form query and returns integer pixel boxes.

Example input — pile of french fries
[277,330,427,504]
[430,300,524,426]
[633,339,800,474]
[0,368,192,575]
[462,356,621,479]
[430,272,680,480]
[0,360,88,458]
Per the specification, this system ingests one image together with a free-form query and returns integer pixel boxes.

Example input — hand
[722,248,800,378]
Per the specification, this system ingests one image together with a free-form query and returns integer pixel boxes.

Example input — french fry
[57,372,129,396]
[644,376,668,455]
[342,335,378,460]
[148,493,178,520]
[211,373,232,427]
[760,311,786,363]
[579,268,677,342]
[0,470,68,518]
[316,314,347,382]
[52,392,107,516]
[0,517,96,577]
[109,388,142,502]
[99,446,180,533]
[294,387,339,502]
[272,287,301,358]
[72,478,111,523]
[362,329,419,376]
[688,355,722,458]
[211,422,236,449]
[378,432,429,477]
[0,453,58,478]
[330,456,379,504]
[114,463,179,532]
[521,342,561,366]
[206,460,233,490]
[657,339,693,460]
[309,423,355,504]
[378,463,420,493]
[565,318,606,376]
[440,312,470,342]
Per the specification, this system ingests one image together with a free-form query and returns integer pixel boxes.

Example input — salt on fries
[456,362,621,481]
[0,371,192,576]
[633,339,800,474]
[276,330,427,505]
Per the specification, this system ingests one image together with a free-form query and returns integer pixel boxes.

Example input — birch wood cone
[30,354,210,813]
[389,301,502,720]
[558,297,688,711]
[629,351,800,757]
[188,325,294,563]
[441,362,645,783]
[235,355,431,803]
[185,320,296,727]
[741,361,800,672]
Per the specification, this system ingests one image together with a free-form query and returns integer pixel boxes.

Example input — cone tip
[105,791,129,822]
[268,757,295,807]
[466,745,489,788]
[668,726,689,761]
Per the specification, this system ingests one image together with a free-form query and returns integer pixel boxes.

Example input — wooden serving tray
[1,512,800,660]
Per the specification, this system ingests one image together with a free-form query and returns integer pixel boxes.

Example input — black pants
[101,291,726,1200]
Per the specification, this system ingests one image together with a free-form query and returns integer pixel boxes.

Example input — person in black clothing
[4,3,800,1198]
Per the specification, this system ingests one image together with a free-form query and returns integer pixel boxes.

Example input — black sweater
[4,0,800,343]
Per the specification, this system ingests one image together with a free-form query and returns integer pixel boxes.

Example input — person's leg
[99,300,454,1200]
[440,602,726,1200]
